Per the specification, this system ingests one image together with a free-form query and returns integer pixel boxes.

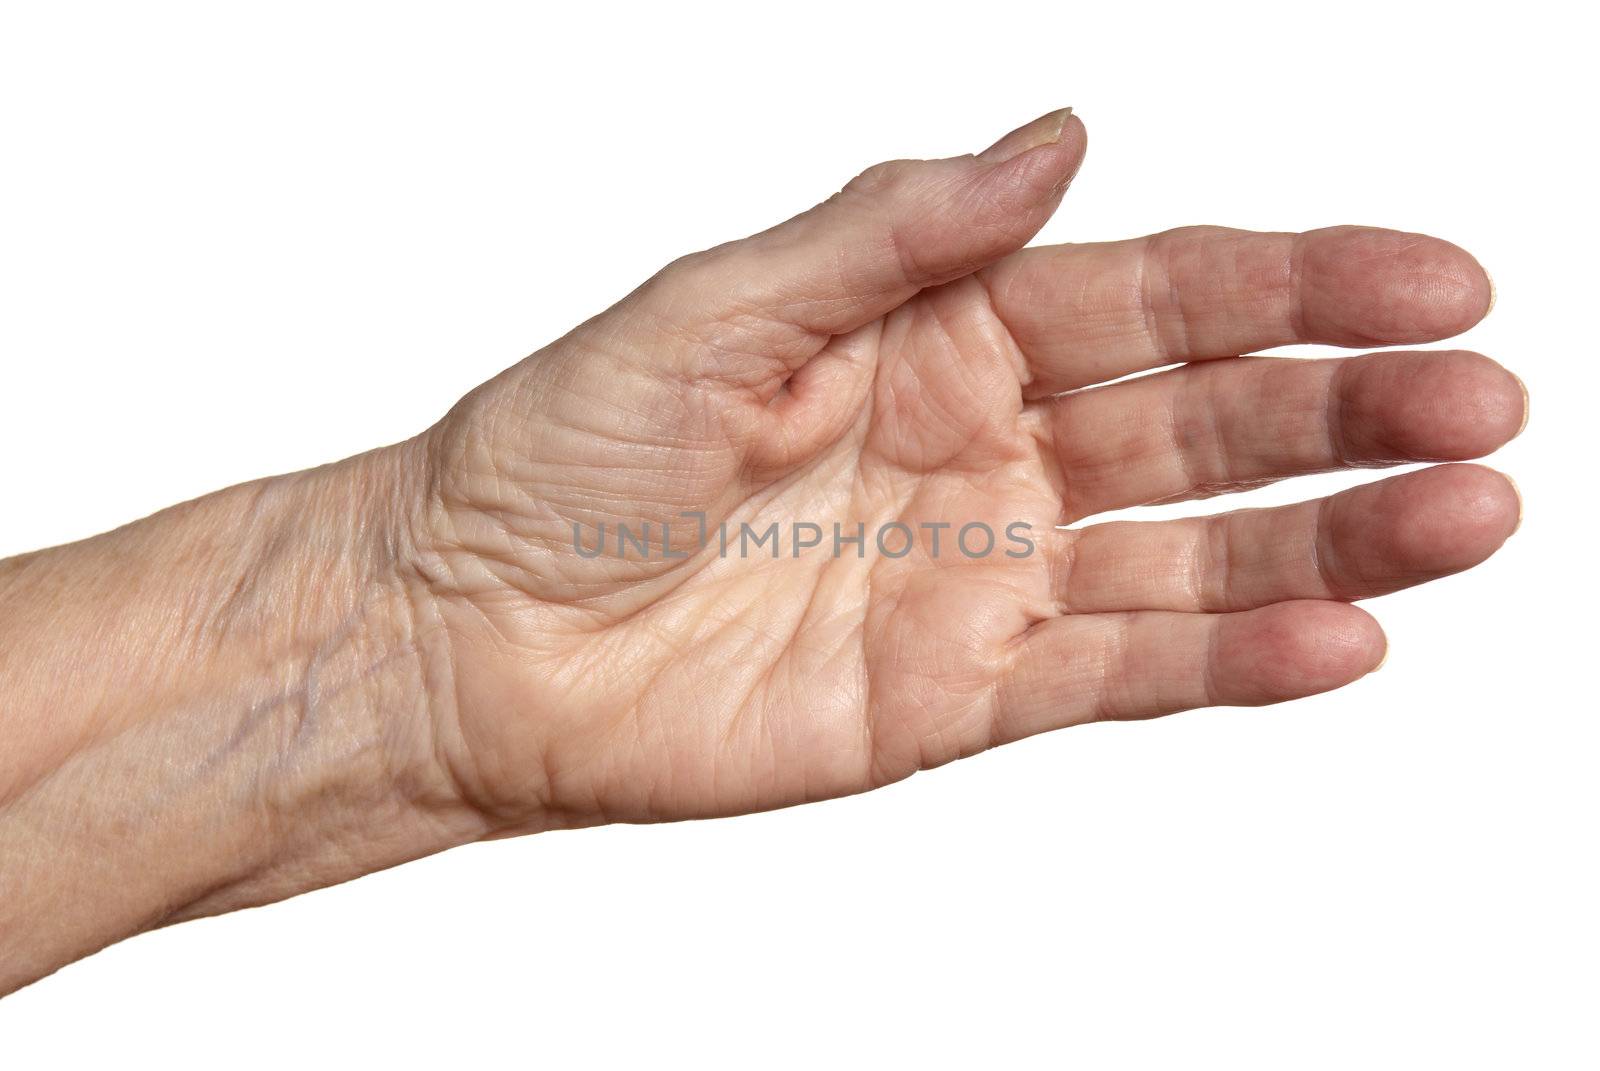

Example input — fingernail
[978,107,1073,164]
[1503,472,1523,536]
[1372,645,1389,674]
[1511,371,1530,439]
[1485,270,1498,316]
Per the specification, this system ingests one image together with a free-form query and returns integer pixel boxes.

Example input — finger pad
[1378,464,1521,573]
[1219,601,1385,704]
[1347,350,1527,460]
[1306,227,1492,345]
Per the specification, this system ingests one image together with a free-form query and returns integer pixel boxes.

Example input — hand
[397,107,1523,831]
[0,108,1525,989]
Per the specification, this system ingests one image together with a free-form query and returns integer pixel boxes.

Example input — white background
[1,2,1594,1066]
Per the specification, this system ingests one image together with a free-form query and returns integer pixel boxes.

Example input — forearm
[0,443,479,992]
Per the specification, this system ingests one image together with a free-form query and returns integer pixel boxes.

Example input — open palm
[401,109,1522,832]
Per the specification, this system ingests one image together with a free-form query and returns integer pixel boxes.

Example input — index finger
[980,225,1493,397]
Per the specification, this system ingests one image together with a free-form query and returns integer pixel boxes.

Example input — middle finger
[1034,349,1525,522]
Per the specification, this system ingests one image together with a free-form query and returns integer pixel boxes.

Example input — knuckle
[651,247,719,291]
[844,158,918,198]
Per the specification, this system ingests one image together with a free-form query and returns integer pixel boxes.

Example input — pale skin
[0,109,1526,992]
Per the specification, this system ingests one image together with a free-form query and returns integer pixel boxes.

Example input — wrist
[0,441,485,990]
[174,443,491,915]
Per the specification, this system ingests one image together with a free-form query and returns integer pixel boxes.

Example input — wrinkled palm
[397,109,1522,830]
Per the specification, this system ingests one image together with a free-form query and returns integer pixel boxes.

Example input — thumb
[635,108,1085,374]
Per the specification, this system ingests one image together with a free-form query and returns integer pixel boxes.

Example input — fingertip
[1288,600,1388,688]
[1219,600,1387,704]
[1428,462,1523,551]
[1054,109,1088,166]
[1048,110,1088,188]
[1501,470,1524,536]
[1304,227,1493,345]
[1344,350,1529,461]
[1510,369,1530,439]
[1315,463,1523,604]
[1393,233,1493,339]
[1356,463,1520,584]
[978,110,1087,209]
[1450,352,1530,452]
[977,107,1078,164]
[1446,245,1496,333]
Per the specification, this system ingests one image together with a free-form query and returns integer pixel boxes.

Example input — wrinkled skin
[394,108,1523,832]
[0,109,1529,991]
